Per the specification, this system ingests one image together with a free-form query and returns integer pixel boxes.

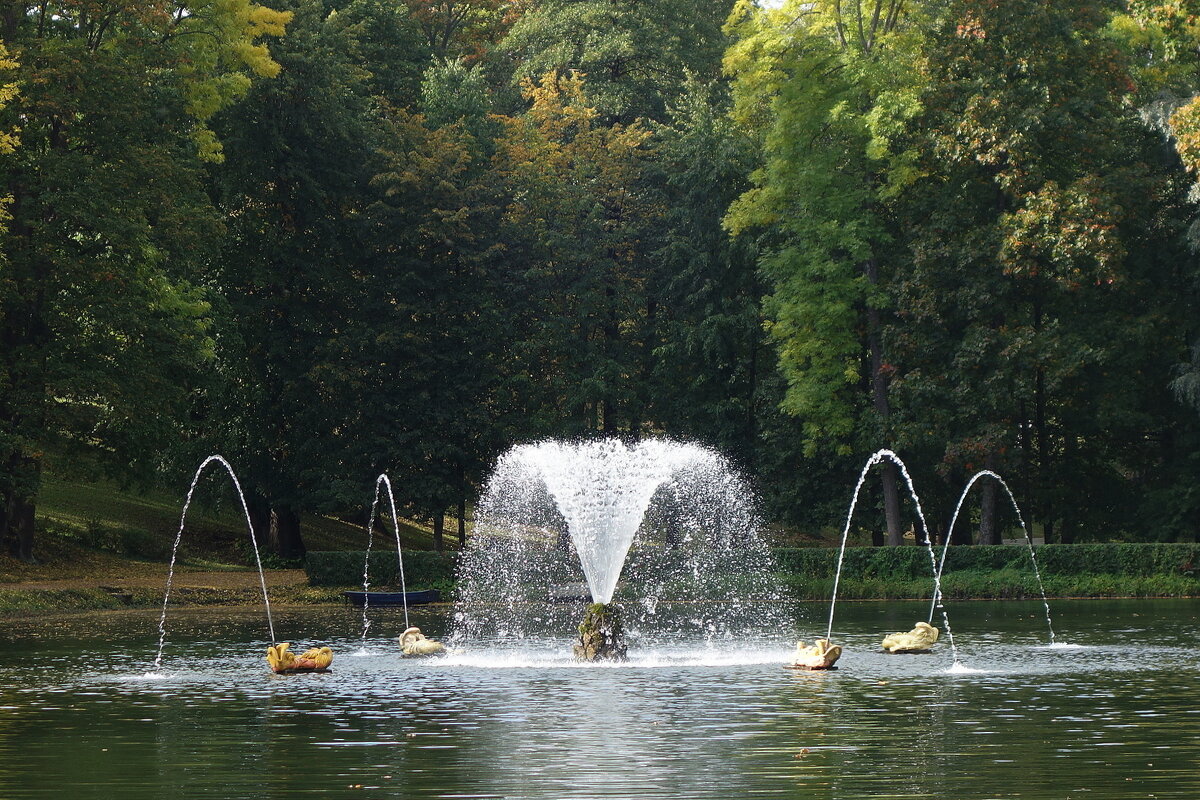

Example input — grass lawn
[1,474,458,587]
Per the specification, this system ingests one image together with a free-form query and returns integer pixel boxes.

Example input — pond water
[1,598,1198,799]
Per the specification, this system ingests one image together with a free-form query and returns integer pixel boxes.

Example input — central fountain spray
[453,438,788,660]
[514,439,705,605]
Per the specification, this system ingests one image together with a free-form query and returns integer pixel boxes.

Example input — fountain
[357,474,447,657]
[931,470,1057,645]
[359,474,412,645]
[452,438,789,660]
[152,455,333,675]
[152,455,275,672]
[825,449,962,666]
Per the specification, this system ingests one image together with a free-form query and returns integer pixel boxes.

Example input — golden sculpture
[881,621,939,653]
[266,642,334,673]
[787,638,842,670]
[399,626,446,657]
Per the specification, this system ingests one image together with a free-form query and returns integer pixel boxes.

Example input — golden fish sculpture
[787,638,842,670]
[266,642,334,673]
[399,627,446,658]
[881,622,939,653]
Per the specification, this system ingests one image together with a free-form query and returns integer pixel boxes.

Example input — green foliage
[723,0,924,455]
[0,0,294,559]
[5,0,1200,557]
[503,0,733,123]
[188,0,385,552]
[888,0,1197,541]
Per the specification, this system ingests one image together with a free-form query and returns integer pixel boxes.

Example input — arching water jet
[153,455,274,671]
[931,470,1056,644]
[359,474,412,649]
[826,449,962,666]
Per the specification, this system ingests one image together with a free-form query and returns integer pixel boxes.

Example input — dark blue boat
[342,589,441,607]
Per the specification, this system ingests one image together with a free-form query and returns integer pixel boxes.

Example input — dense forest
[2,0,1200,561]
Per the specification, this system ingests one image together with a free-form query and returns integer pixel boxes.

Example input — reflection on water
[1,599,1198,799]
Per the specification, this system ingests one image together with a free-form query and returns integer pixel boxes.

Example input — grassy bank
[32,473,446,565]
[0,474,452,614]
[0,578,350,614]
[780,570,1200,601]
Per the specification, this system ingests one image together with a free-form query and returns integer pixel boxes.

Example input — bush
[305,550,458,589]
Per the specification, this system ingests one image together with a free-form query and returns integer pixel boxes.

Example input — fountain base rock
[787,638,842,670]
[881,622,939,653]
[266,643,333,674]
[573,603,628,662]
[400,627,446,657]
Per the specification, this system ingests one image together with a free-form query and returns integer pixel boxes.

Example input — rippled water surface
[1,599,1198,799]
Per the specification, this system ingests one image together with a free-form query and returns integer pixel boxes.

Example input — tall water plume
[452,439,790,645]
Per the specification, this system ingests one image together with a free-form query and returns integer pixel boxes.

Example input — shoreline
[3,583,1197,616]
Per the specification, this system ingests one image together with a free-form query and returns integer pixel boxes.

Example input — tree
[491,71,656,433]
[724,0,923,544]
[354,66,508,549]
[647,79,762,459]
[404,0,513,61]
[199,0,379,559]
[0,0,289,561]
[0,41,15,222]
[502,0,734,124]
[892,0,1196,542]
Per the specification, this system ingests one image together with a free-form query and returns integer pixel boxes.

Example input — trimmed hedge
[778,569,1200,601]
[304,543,1200,601]
[305,550,458,589]
[771,543,1200,580]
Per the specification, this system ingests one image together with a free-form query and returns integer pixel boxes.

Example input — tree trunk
[0,490,10,557]
[269,506,305,561]
[457,496,466,547]
[865,258,902,545]
[247,493,271,548]
[1033,300,1051,543]
[1059,434,1076,544]
[631,296,657,438]
[4,456,40,562]
[1035,368,1050,542]
[882,461,904,546]
[977,452,1000,545]
[12,493,34,563]
[601,276,619,433]
[1019,400,1033,537]
[433,512,445,552]
[456,463,468,547]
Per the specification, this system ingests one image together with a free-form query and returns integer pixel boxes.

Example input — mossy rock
[573,602,628,662]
